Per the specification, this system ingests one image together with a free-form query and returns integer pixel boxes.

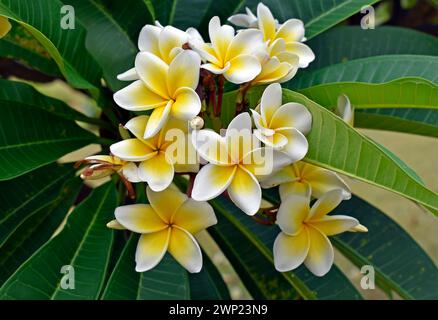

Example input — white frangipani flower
[335,94,354,126]
[110,115,198,192]
[112,186,217,273]
[273,190,366,276]
[190,16,265,84]
[230,3,315,69]
[260,161,351,201]
[114,50,201,139]
[251,83,311,161]
[191,112,291,215]
[79,155,140,183]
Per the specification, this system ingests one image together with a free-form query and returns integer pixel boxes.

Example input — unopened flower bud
[190,116,204,130]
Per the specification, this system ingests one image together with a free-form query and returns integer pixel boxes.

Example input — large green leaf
[0,100,97,180]
[288,55,438,89]
[210,196,363,300]
[0,79,104,125]
[306,26,438,71]
[355,108,438,138]
[69,0,140,91]
[299,78,438,111]
[102,234,190,300]
[0,22,61,77]
[0,177,82,286]
[0,163,75,247]
[333,196,438,299]
[240,88,438,213]
[262,189,438,299]
[188,251,231,300]
[0,0,101,91]
[0,182,116,300]
[297,78,438,138]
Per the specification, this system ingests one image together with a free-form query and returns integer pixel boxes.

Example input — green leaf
[102,234,190,300]
[0,22,61,77]
[0,100,97,180]
[0,177,82,286]
[210,196,363,300]
[0,182,117,300]
[0,163,75,247]
[306,26,438,71]
[69,0,140,91]
[189,251,231,300]
[299,78,438,111]
[332,196,438,299]
[355,108,438,138]
[0,79,103,125]
[288,55,438,89]
[0,0,101,92]
[242,88,438,213]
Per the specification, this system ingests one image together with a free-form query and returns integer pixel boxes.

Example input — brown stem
[235,81,252,115]
[214,75,224,117]
[186,173,196,197]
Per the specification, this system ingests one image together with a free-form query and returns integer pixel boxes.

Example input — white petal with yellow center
[139,151,174,191]
[135,52,170,98]
[201,62,230,74]
[168,227,203,273]
[209,16,234,60]
[227,166,261,216]
[122,162,141,182]
[113,80,167,111]
[270,102,312,134]
[259,165,296,188]
[173,199,217,234]
[147,186,187,223]
[279,180,311,200]
[138,24,161,55]
[135,229,171,272]
[117,67,139,81]
[273,228,310,272]
[305,168,351,200]
[143,101,172,139]
[167,50,200,95]
[192,164,237,201]
[275,19,305,43]
[171,87,201,120]
[224,54,261,84]
[260,83,282,124]
[285,42,315,68]
[257,2,276,42]
[304,226,334,277]
[310,215,359,236]
[110,139,157,162]
[225,28,264,61]
[192,129,231,165]
[277,128,308,162]
[276,195,309,235]
[115,204,167,233]
[309,189,344,220]
[159,26,188,64]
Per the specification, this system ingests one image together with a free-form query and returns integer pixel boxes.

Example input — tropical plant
[0,0,437,300]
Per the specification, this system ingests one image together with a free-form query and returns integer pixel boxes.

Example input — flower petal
[259,165,296,188]
[144,101,172,139]
[122,162,141,182]
[209,16,234,59]
[117,67,139,81]
[171,87,201,120]
[254,58,292,84]
[311,215,359,236]
[226,29,264,61]
[138,24,161,54]
[261,83,282,124]
[146,186,187,223]
[110,139,157,161]
[285,42,315,68]
[275,18,305,43]
[158,26,189,64]
[279,181,311,200]
[227,166,261,216]
[192,164,236,201]
[168,227,202,273]
[273,228,310,272]
[115,204,167,233]
[305,167,351,200]
[304,226,334,277]
[270,102,312,134]
[251,109,272,135]
[192,129,231,165]
[173,199,217,234]
[336,94,354,126]
[242,147,291,178]
[167,50,201,95]
[139,152,174,191]
[254,130,288,149]
[309,189,344,220]
[113,80,167,111]
[227,13,252,28]
[257,2,276,41]
[135,229,171,272]
[201,62,230,74]
[276,195,309,235]
[277,128,308,162]
[224,54,261,84]
[135,52,170,98]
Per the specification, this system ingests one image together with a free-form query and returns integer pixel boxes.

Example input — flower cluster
[78,3,366,276]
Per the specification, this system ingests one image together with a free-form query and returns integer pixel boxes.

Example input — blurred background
[0,0,437,300]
